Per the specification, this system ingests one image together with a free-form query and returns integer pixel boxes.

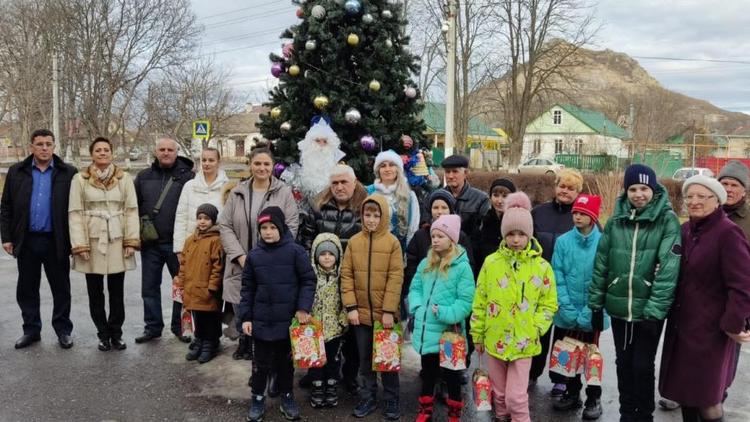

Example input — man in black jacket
[440,155,489,258]
[0,129,77,349]
[133,136,194,344]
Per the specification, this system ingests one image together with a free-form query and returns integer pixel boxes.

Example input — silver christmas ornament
[345,108,362,124]
[381,10,393,19]
[305,39,317,50]
[362,13,374,24]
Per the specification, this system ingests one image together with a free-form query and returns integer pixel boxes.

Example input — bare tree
[49,0,201,144]
[486,0,597,167]
[408,0,501,153]
[132,58,241,154]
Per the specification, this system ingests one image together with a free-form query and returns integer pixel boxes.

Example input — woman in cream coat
[69,138,140,352]
[173,147,229,254]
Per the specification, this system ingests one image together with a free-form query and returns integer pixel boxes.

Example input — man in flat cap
[440,155,490,250]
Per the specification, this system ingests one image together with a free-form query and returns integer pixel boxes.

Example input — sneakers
[246,394,265,422]
[553,392,582,411]
[550,383,567,398]
[324,378,339,407]
[582,398,603,420]
[185,339,202,361]
[309,381,325,408]
[279,393,301,421]
[383,400,400,420]
[352,398,377,418]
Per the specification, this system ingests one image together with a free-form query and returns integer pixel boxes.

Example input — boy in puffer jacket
[471,192,558,422]
[588,164,681,422]
[308,233,348,409]
[550,194,609,419]
[340,194,404,420]
[409,214,475,422]
[240,206,316,422]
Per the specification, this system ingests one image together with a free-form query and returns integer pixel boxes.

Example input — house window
[533,139,541,155]
[554,138,564,154]
[574,139,583,154]
[553,110,562,125]
[235,140,245,157]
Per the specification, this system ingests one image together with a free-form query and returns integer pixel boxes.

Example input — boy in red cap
[550,194,608,419]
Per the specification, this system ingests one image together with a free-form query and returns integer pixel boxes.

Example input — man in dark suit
[0,129,78,349]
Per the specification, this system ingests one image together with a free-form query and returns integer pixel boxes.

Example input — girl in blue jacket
[408,214,475,422]
[550,194,609,420]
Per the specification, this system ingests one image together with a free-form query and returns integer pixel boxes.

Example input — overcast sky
[191,0,750,115]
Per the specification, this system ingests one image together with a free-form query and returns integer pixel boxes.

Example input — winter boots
[234,335,253,360]
[446,398,463,422]
[186,338,202,361]
[415,396,434,422]
[198,339,218,364]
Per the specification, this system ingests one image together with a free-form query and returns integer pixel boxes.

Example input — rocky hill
[474,45,750,142]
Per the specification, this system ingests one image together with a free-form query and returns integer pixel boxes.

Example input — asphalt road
[0,251,747,421]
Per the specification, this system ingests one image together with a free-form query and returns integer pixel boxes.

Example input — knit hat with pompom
[500,192,534,238]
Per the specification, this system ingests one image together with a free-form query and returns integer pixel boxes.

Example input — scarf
[93,164,115,184]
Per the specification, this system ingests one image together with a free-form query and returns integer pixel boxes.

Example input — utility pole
[444,0,457,158]
[52,52,60,143]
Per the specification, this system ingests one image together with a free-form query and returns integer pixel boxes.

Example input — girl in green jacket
[409,214,475,422]
[471,192,558,422]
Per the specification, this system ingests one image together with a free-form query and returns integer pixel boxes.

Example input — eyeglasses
[684,194,715,203]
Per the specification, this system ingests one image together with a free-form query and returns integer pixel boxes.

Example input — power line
[633,56,750,65]
[200,40,279,57]
[197,0,288,21]
[202,6,294,28]
[200,26,286,47]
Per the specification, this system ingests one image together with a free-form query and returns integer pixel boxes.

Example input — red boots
[416,396,434,422]
[416,396,462,422]
[446,398,463,422]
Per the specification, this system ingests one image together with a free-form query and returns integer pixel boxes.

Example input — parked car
[672,167,714,181]
[517,158,565,175]
[129,149,146,161]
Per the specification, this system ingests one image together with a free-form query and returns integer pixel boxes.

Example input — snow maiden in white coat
[173,148,229,253]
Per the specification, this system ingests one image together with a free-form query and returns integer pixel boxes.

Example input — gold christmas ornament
[369,79,381,92]
[347,33,360,46]
[270,107,282,119]
[412,152,429,176]
[313,95,330,109]
[288,65,300,76]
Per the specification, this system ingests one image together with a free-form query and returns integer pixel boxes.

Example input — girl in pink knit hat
[408,214,475,422]
[471,192,558,422]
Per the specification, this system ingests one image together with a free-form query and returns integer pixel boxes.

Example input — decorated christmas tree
[257,0,429,184]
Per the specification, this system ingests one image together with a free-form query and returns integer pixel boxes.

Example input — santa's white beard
[299,146,339,195]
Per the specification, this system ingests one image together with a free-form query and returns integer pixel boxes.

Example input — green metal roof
[421,102,498,137]
[558,104,631,140]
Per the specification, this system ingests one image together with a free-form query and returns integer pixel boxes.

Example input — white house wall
[522,134,628,160]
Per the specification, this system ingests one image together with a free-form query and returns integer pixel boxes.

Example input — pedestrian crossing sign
[193,120,211,140]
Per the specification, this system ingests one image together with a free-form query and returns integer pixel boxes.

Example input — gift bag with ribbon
[181,309,194,337]
[584,342,604,386]
[289,317,327,369]
[372,321,402,372]
[439,325,467,370]
[549,336,586,377]
[473,355,492,411]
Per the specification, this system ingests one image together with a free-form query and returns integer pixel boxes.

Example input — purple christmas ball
[273,162,287,178]
[360,135,376,152]
[271,62,284,78]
